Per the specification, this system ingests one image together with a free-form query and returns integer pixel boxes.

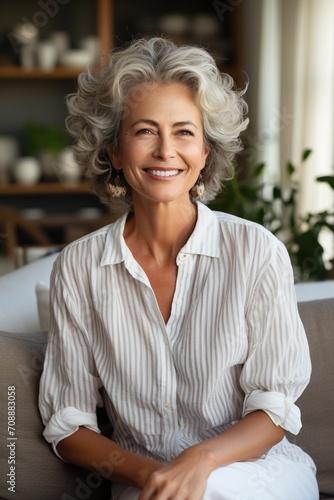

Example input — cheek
[115,145,139,168]
[185,143,208,163]
[124,139,150,159]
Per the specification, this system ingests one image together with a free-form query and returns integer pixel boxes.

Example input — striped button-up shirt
[39,202,312,495]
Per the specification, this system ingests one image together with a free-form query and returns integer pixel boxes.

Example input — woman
[39,37,318,499]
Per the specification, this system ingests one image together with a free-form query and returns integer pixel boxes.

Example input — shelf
[0,66,84,80]
[0,64,242,85]
[0,182,92,195]
[0,0,111,80]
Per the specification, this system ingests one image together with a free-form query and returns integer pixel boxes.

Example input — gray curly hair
[66,37,248,212]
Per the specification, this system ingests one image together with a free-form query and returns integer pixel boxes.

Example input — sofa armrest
[289,298,334,497]
[0,253,58,333]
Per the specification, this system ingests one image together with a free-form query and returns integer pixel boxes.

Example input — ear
[107,145,121,170]
[201,144,210,169]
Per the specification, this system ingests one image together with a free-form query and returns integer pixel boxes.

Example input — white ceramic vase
[13,157,42,185]
[0,136,19,183]
[36,41,58,70]
[56,147,81,183]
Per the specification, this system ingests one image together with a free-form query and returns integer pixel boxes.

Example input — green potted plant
[209,150,334,282]
[23,123,69,181]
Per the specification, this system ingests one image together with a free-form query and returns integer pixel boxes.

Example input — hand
[138,447,216,500]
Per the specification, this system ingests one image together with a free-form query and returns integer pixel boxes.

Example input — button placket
[161,403,179,458]
[157,338,179,458]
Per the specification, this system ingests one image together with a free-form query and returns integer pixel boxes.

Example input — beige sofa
[0,254,333,499]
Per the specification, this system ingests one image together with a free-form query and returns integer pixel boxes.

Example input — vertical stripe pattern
[39,202,312,493]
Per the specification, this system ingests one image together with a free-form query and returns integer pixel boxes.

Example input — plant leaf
[273,186,282,199]
[293,229,327,280]
[254,162,266,177]
[286,162,295,176]
[302,149,312,162]
[316,175,334,190]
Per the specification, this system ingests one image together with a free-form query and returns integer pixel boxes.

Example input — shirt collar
[181,201,220,258]
[100,201,221,267]
[100,212,129,266]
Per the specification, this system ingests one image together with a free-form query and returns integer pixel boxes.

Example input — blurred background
[0,0,333,280]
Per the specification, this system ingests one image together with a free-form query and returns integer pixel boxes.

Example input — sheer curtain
[279,0,334,215]
[251,0,334,260]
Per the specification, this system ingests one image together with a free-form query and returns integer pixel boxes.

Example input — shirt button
[179,253,188,261]
[176,298,182,306]
[164,402,172,409]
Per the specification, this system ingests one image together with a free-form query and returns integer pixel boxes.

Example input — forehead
[123,82,202,120]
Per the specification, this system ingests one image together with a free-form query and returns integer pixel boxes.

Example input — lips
[145,169,180,177]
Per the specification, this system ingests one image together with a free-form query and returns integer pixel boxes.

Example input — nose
[152,134,175,160]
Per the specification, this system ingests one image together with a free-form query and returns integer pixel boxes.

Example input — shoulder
[211,209,283,248]
[53,219,120,280]
[59,223,109,258]
[213,209,272,234]
[206,208,291,274]
[196,202,288,263]
[209,211,295,296]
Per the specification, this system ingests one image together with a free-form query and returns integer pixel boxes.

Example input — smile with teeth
[146,169,180,177]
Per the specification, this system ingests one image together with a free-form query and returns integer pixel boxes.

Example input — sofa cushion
[0,253,58,333]
[295,279,334,302]
[288,298,334,497]
[0,330,110,500]
[35,281,50,331]
[1,297,332,498]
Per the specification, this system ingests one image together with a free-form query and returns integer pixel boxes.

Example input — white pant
[118,455,318,500]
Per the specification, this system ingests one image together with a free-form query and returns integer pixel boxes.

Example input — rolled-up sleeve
[43,408,98,457]
[241,241,311,435]
[38,258,103,457]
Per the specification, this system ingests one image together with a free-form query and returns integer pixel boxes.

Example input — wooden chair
[0,205,52,262]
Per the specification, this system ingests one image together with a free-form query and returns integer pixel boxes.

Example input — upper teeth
[147,169,179,177]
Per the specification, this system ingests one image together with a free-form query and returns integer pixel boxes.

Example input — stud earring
[190,173,205,200]
[107,169,127,198]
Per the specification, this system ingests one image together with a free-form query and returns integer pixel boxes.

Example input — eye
[177,129,194,136]
[136,128,153,135]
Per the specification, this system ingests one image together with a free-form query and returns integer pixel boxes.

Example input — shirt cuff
[243,389,302,434]
[43,406,100,459]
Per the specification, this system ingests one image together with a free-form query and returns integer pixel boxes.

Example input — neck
[124,199,197,263]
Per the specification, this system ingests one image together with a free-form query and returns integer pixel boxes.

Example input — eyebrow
[130,119,198,129]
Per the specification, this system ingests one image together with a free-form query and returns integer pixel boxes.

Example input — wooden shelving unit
[0,0,112,80]
[0,0,243,218]
[0,182,91,195]
[0,0,112,220]
[0,66,84,79]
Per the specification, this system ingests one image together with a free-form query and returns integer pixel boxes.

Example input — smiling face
[109,83,210,208]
